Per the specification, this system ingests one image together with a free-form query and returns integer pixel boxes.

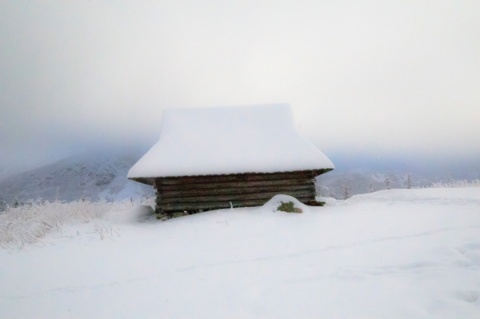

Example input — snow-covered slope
[315,168,478,199]
[316,169,422,199]
[1,187,479,318]
[317,154,480,199]
[0,167,13,183]
[0,152,153,205]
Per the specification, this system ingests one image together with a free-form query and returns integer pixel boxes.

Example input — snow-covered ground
[1,188,479,319]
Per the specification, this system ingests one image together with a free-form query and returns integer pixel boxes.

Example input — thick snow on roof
[128,104,334,178]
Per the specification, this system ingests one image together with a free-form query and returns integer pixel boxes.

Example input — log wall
[153,169,331,214]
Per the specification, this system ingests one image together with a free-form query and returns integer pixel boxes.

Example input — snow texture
[0,152,153,205]
[128,104,334,178]
[1,187,480,318]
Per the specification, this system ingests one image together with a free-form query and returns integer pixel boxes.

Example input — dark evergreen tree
[369,182,375,193]
[406,175,412,189]
[385,177,391,190]
[0,198,7,212]
[343,182,351,199]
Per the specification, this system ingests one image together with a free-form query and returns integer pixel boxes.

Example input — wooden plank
[160,195,312,206]
[157,196,316,213]
[159,188,313,201]
[157,171,317,185]
[158,188,315,205]
[155,169,331,186]
[159,183,313,199]
[158,201,262,212]
[157,178,314,191]
[160,187,314,202]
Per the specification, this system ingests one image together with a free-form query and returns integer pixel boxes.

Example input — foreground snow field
[1,188,480,319]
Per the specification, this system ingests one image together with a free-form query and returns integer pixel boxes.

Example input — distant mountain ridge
[0,151,153,207]
[316,152,480,199]
[317,169,426,199]
[1,150,479,209]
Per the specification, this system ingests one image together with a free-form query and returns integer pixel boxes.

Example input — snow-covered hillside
[2,149,479,207]
[0,152,153,206]
[1,187,479,318]
[317,154,480,199]
[316,168,480,199]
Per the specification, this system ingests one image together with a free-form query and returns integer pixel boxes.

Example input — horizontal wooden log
[157,178,314,191]
[159,189,313,202]
[158,200,264,212]
[159,183,313,199]
[158,188,315,205]
[155,169,331,187]
[158,196,317,213]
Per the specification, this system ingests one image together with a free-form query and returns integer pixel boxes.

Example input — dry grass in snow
[0,199,153,249]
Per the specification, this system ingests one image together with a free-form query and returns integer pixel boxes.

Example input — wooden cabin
[128,104,334,215]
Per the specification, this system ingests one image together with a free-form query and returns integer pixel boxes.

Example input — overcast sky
[1,0,479,170]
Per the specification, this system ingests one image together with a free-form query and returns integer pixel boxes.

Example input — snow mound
[263,194,310,213]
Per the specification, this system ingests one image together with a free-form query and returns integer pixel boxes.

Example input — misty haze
[1,1,479,318]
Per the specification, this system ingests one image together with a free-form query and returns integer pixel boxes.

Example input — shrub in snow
[264,194,308,213]
[277,201,303,213]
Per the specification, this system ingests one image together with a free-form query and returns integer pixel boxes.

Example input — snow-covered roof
[128,104,334,178]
